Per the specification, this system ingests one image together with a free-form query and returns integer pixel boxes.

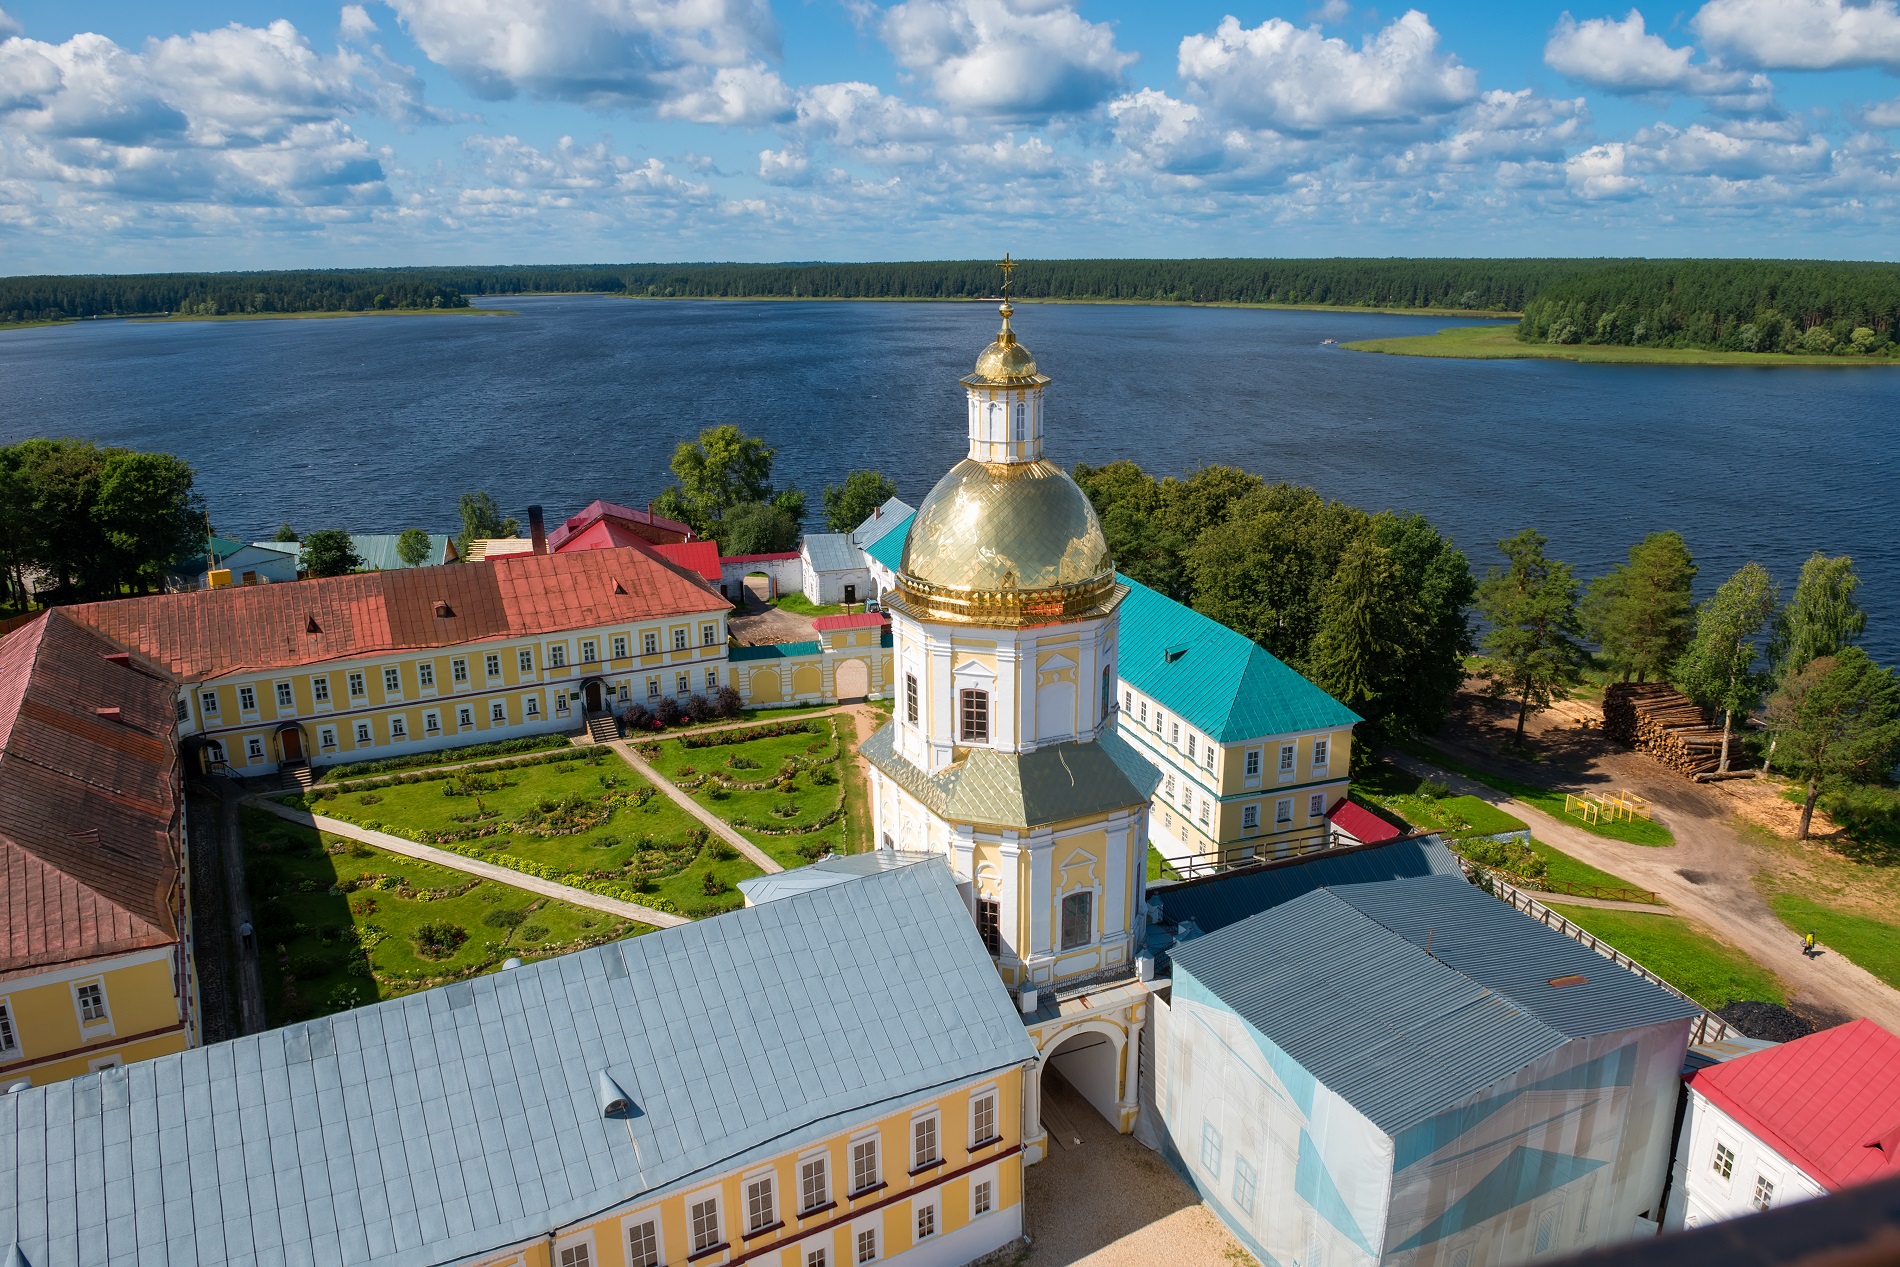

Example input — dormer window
[960,689,990,744]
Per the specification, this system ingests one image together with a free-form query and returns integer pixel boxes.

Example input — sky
[3,0,1900,271]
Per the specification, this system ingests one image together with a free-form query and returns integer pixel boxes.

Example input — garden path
[248,797,691,928]
[1383,746,1900,1030]
[608,740,785,874]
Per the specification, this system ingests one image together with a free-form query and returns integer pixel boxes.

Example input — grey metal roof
[350,534,454,570]
[850,499,914,551]
[1152,836,1465,935]
[0,861,1035,1267]
[737,849,934,904]
[860,723,1160,830]
[802,533,865,575]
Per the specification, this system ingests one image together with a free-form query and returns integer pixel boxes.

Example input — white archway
[835,657,869,701]
[1042,1020,1126,1128]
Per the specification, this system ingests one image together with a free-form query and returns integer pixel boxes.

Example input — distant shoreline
[0,307,516,333]
[1344,323,1900,368]
[605,292,1521,319]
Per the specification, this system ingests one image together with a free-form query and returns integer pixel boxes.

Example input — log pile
[1602,682,1740,778]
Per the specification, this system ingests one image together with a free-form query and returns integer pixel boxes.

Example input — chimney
[529,504,547,555]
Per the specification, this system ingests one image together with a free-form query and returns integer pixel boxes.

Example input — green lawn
[1355,761,1527,838]
[286,747,759,916]
[314,733,571,781]
[1391,738,1674,846]
[241,808,646,1025]
[1526,840,1658,901]
[771,592,850,617]
[1344,323,1895,367]
[1148,847,1181,882]
[1768,894,1900,989]
[1549,904,1784,1009]
[642,718,848,866]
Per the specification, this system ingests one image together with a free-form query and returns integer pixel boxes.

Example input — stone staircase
[585,712,621,745]
[278,759,316,793]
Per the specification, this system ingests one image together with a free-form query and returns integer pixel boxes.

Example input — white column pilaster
[1028,837,1053,958]
[928,630,954,772]
[995,643,1020,754]
[997,835,1023,964]
[1104,816,1129,939]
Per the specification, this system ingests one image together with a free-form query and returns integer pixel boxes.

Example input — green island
[1342,322,1881,366]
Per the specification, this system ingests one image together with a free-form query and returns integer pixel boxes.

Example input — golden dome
[965,301,1048,387]
[894,458,1119,626]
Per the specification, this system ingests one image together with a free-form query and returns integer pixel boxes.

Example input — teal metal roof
[0,860,1034,1266]
[863,512,913,573]
[350,533,453,570]
[730,640,821,661]
[1115,574,1360,744]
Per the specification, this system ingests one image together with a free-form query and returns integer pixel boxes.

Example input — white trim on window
[0,999,19,1057]
[552,1229,596,1267]
[621,1210,664,1267]
[72,979,111,1032]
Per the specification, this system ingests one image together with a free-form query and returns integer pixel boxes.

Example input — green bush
[411,922,468,960]
[482,907,526,929]
[516,923,548,942]
[1457,838,1547,879]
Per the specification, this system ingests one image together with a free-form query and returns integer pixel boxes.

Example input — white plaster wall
[1665,1089,1826,1231]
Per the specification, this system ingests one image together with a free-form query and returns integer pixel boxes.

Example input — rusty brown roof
[66,546,728,682]
[0,611,181,974]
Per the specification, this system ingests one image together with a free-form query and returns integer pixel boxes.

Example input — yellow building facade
[0,949,191,1087]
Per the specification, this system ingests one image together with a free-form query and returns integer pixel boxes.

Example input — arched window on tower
[987,402,1002,438]
[1014,402,1026,440]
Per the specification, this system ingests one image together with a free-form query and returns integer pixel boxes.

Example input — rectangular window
[274,682,293,708]
[558,1247,589,1267]
[1137,700,1147,724]
[75,982,106,1024]
[856,1228,876,1264]
[1198,798,1211,826]
[355,722,372,744]
[977,899,1002,956]
[905,674,919,725]
[1204,743,1215,770]
[452,658,468,683]
[486,653,501,678]
[491,701,506,723]
[0,1003,15,1054]
[383,667,401,694]
[1279,743,1294,772]
[581,640,598,664]
[612,635,628,659]
[518,648,534,673]
[312,677,330,703]
[319,727,336,751]
[1712,1143,1735,1179]
[349,672,366,698]
[673,628,688,651]
[525,696,540,718]
[807,1250,828,1267]
[647,678,660,699]
[912,1116,939,1170]
[555,691,570,715]
[1245,749,1260,776]
[643,631,658,655]
[418,663,435,688]
[238,686,257,712]
[1201,1121,1223,1176]
[1276,798,1293,825]
[960,689,989,743]
[1060,891,1093,951]
[549,644,567,668]
[457,706,473,729]
[915,1204,936,1241]
[1310,792,1327,818]
[246,736,264,760]
[1170,722,1180,747]
[1122,689,1131,712]
[691,1198,721,1254]
[626,1222,659,1267]
[851,1136,879,1194]
[746,1175,776,1232]
[703,623,717,646]
[1753,1176,1774,1210]
[171,697,186,725]
[1242,805,1259,829]
[972,1180,993,1217]
[390,716,407,739]
[972,1092,997,1146]
[200,691,220,715]
[675,672,689,695]
[1187,733,1197,762]
[424,712,441,735]
[1313,738,1330,768]
[1535,1211,1556,1256]
[706,669,719,690]
[1165,773,1176,797]
[1232,1157,1258,1215]
[801,1155,829,1212]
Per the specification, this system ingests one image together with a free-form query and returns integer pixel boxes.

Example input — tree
[716,502,799,555]
[653,425,797,538]
[1581,531,1697,681]
[396,528,433,568]
[455,491,518,554]
[1370,511,1475,735]
[1473,529,1587,741]
[1307,538,1422,739]
[302,530,362,578]
[1764,650,1900,840]
[92,449,204,593]
[1770,552,1866,686]
[822,470,899,533]
[1674,561,1778,773]
[272,522,299,543]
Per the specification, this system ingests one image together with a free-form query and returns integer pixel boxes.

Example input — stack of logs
[1602,682,1740,778]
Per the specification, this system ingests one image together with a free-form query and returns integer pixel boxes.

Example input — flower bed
[314,734,571,782]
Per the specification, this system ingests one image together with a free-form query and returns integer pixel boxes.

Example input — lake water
[1,295,1894,663]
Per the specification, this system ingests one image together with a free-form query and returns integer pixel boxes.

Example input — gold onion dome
[966,302,1045,386]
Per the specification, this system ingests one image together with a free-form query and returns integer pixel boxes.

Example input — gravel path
[609,740,785,874]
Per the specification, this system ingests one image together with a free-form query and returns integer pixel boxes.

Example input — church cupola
[961,255,1050,464]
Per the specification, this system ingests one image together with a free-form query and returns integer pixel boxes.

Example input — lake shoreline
[1346,323,1900,368]
[604,293,1519,319]
[0,308,517,334]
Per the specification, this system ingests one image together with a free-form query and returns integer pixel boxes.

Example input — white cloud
[1176,11,1477,133]
[1629,118,1830,178]
[0,7,21,38]
[385,0,790,122]
[340,5,378,39]
[757,146,810,184]
[876,0,1134,118]
[1566,141,1642,198]
[1547,11,1717,91]
[1693,0,1900,70]
[1859,97,1900,128]
[1428,89,1589,165]
[792,81,959,164]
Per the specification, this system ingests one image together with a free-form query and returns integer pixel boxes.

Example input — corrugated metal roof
[1171,888,1570,1135]
[738,849,933,904]
[729,640,821,661]
[0,860,1034,1267]
[1152,836,1465,935]
[349,534,453,570]
[802,532,865,575]
[862,513,914,573]
[1116,575,1361,743]
[851,499,915,551]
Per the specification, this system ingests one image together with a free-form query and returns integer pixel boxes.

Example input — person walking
[1803,931,1818,959]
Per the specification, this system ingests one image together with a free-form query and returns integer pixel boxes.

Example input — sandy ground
[728,575,820,646]
[1018,1073,1248,1267]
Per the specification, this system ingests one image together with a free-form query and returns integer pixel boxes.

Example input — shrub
[411,922,468,960]
[290,951,335,978]
[1416,779,1449,801]
[1458,838,1548,880]
[358,793,383,806]
[813,766,837,785]
[326,984,364,1011]
[712,685,743,718]
[517,923,548,942]
[708,841,738,862]
[684,692,714,723]
[654,697,685,726]
[727,753,760,770]
[623,703,652,730]
[701,872,727,897]
[482,907,527,929]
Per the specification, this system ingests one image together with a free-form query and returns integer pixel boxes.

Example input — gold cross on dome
[998,253,1016,299]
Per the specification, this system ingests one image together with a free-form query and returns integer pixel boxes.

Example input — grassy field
[1550,904,1784,1009]
[1528,840,1656,900]
[1148,847,1182,882]
[641,718,849,867]
[1391,738,1675,847]
[1767,894,1900,989]
[315,734,572,781]
[770,592,851,618]
[1354,764,1529,839]
[1344,323,1896,367]
[288,747,760,916]
[241,808,645,1025]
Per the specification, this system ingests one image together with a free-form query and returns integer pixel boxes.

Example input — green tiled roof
[730,640,821,662]
[1115,574,1360,744]
[860,722,1159,830]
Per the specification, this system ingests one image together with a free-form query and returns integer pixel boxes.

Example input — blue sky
[4,0,1900,270]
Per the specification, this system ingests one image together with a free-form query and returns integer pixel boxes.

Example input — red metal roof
[67,546,727,682]
[545,500,691,550]
[1686,1018,1900,1191]
[0,611,180,974]
[650,541,723,583]
[811,613,891,632]
[1325,798,1403,845]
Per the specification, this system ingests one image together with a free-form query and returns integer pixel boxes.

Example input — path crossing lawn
[241,809,648,1026]
[640,719,848,867]
[1549,904,1785,1009]
[1391,739,1675,846]
[284,748,760,916]
[1768,894,1900,989]
[1527,840,1657,900]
